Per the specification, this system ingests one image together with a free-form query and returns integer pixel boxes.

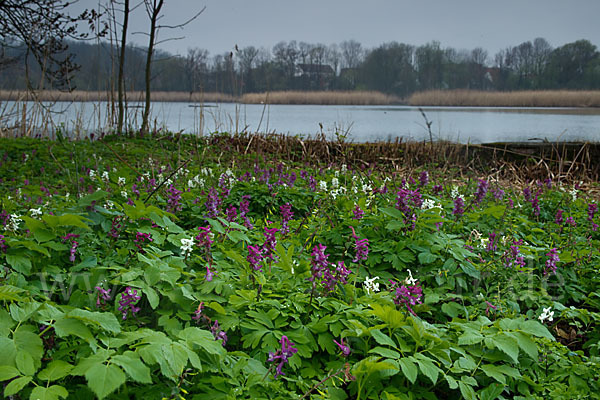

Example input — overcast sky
[83,0,600,58]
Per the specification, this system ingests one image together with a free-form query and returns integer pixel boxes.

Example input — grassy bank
[0,90,400,105]
[409,89,600,108]
[1,133,600,398]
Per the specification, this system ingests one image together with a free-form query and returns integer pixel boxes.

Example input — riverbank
[408,89,600,108]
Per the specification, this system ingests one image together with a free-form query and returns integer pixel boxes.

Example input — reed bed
[409,90,600,108]
[0,90,237,103]
[240,91,401,105]
[0,90,400,105]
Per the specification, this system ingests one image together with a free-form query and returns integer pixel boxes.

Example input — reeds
[240,91,401,105]
[0,90,400,105]
[409,90,600,108]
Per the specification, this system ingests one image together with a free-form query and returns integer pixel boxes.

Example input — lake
[2,101,600,143]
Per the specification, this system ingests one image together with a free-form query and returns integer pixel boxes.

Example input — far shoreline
[1,89,600,108]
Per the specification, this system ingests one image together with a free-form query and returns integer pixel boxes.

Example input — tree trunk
[141,0,163,135]
[117,0,129,134]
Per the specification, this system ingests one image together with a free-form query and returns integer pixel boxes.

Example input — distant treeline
[1,37,599,98]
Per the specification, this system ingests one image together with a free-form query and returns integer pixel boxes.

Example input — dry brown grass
[0,90,237,103]
[0,90,399,105]
[408,90,600,108]
[240,91,400,105]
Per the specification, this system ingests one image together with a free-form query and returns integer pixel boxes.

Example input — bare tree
[185,47,209,94]
[139,0,204,134]
[114,0,130,134]
[327,43,341,76]
[0,0,106,89]
[340,40,363,69]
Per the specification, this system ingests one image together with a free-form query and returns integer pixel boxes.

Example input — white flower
[118,177,126,186]
[538,307,554,323]
[404,269,418,286]
[362,183,372,194]
[364,276,380,294]
[334,170,339,177]
[331,177,339,189]
[101,171,109,181]
[187,179,196,188]
[451,186,459,199]
[570,187,578,201]
[6,214,21,232]
[121,191,128,198]
[470,229,482,241]
[341,164,347,173]
[105,200,114,209]
[180,238,194,257]
[65,192,70,199]
[422,199,437,210]
[89,170,96,178]
[319,180,327,191]
[479,238,489,249]
[30,208,42,218]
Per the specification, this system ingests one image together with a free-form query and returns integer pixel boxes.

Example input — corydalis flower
[352,204,364,220]
[390,278,422,315]
[538,307,554,323]
[134,232,153,253]
[310,244,330,282]
[419,171,429,187]
[280,203,293,235]
[205,265,216,281]
[180,237,194,258]
[333,338,351,357]
[95,286,111,307]
[544,248,560,275]
[210,320,228,346]
[195,226,213,255]
[166,185,182,213]
[268,335,298,378]
[0,234,7,253]
[453,197,465,216]
[350,226,369,263]
[118,287,141,320]
[192,302,204,321]
[363,276,380,294]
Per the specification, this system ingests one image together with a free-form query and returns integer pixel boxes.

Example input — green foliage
[0,136,599,399]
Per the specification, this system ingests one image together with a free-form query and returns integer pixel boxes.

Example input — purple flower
[453,197,465,216]
[247,245,263,271]
[390,279,423,315]
[118,287,141,320]
[486,232,498,252]
[210,320,228,346]
[205,265,216,281]
[166,185,182,213]
[352,204,364,220]
[239,195,253,229]
[134,232,153,253]
[262,227,278,261]
[531,195,540,216]
[588,203,597,222]
[474,179,489,205]
[269,335,298,378]
[350,226,369,263]
[280,203,294,235]
[192,302,204,321]
[566,216,576,227]
[555,209,564,225]
[310,244,329,282]
[485,301,497,316]
[95,286,111,307]
[205,188,221,218]
[333,338,351,357]
[523,187,532,202]
[0,234,7,253]
[504,240,526,270]
[195,226,213,255]
[544,248,560,276]
[419,171,429,187]
[321,261,351,293]
[225,206,238,222]
[432,184,443,195]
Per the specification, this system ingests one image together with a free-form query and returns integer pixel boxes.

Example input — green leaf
[0,285,26,303]
[413,354,440,384]
[67,309,121,334]
[370,329,397,348]
[445,374,459,389]
[4,376,32,396]
[29,385,69,400]
[16,351,35,376]
[479,383,505,400]
[514,332,538,360]
[398,358,418,384]
[418,252,437,265]
[84,363,126,399]
[0,365,20,381]
[369,346,401,359]
[21,216,56,243]
[6,254,32,275]
[14,327,43,366]
[458,329,484,345]
[519,319,554,340]
[481,364,506,385]
[37,360,74,381]
[70,349,113,376]
[9,301,41,322]
[71,256,97,272]
[488,334,519,363]
[458,381,477,400]
[54,317,95,345]
[111,352,152,384]
[459,262,480,279]
[178,327,225,356]
[380,207,405,220]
